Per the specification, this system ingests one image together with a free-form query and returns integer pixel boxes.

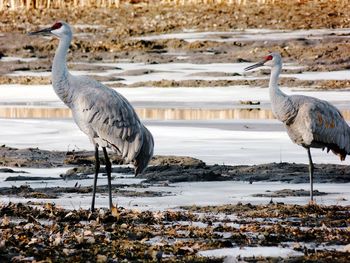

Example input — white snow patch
[1,56,38,62]
[2,180,350,210]
[134,28,350,43]
[285,70,350,81]
[0,85,349,109]
[198,246,303,259]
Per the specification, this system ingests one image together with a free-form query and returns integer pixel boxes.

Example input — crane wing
[72,78,144,162]
[300,98,350,160]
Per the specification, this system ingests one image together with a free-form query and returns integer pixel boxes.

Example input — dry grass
[1,0,346,11]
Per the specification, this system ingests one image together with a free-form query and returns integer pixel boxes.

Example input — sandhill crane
[245,52,350,201]
[29,21,154,210]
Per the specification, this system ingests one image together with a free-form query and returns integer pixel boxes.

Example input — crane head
[244,52,282,71]
[28,21,72,39]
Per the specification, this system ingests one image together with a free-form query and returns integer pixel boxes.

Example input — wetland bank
[1,0,350,262]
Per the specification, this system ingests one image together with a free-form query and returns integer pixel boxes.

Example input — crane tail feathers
[332,149,347,161]
[134,126,154,176]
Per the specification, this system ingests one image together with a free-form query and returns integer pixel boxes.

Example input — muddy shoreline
[0,145,349,200]
[1,146,349,185]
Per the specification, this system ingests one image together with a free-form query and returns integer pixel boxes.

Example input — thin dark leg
[103,147,113,209]
[91,145,100,211]
[307,148,314,201]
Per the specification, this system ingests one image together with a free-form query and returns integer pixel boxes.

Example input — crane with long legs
[245,52,350,201]
[29,21,154,210]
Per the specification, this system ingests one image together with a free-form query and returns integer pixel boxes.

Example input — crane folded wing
[72,79,154,173]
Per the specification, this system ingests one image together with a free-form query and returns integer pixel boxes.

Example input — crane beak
[244,60,266,71]
[28,27,53,36]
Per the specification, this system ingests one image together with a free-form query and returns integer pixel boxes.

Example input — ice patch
[198,246,303,259]
[1,56,38,62]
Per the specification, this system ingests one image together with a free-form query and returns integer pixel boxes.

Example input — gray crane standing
[29,21,154,210]
[245,52,350,201]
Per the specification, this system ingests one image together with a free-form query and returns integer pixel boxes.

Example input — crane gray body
[246,52,350,201]
[54,73,153,172]
[273,93,350,160]
[30,21,153,209]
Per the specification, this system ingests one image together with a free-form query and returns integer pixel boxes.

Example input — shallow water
[0,106,287,120]
[1,106,350,121]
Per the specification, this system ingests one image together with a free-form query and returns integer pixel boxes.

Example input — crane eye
[52,22,62,30]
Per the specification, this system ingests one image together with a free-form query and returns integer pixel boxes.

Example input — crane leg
[102,147,113,209]
[91,145,100,210]
[307,148,314,201]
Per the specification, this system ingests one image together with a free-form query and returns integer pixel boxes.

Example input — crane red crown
[265,55,273,61]
[52,22,62,30]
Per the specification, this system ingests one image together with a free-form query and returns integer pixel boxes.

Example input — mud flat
[1,146,349,185]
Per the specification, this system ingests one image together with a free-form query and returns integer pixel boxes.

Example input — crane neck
[52,35,71,82]
[52,35,73,106]
[268,60,296,124]
[269,62,286,99]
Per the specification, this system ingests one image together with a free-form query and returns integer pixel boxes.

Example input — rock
[0,168,27,173]
[239,100,260,105]
[150,155,205,167]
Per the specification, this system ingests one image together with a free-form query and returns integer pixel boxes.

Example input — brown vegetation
[1,202,349,262]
